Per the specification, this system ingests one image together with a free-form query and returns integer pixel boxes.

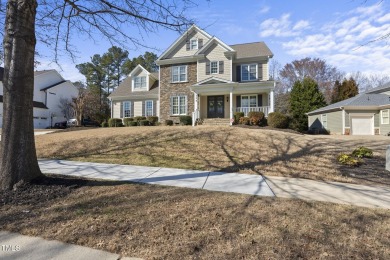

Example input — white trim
[123,101,132,118]
[321,114,327,129]
[195,36,235,55]
[241,94,258,108]
[190,38,198,50]
[171,65,188,83]
[158,66,161,120]
[229,90,233,126]
[342,109,345,135]
[133,76,147,91]
[210,61,219,74]
[171,95,187,115]
[381,109,389,124]
[241,64,258,81]
[145,100,154,117]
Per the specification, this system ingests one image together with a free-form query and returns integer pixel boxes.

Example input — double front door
[207,95,224,118]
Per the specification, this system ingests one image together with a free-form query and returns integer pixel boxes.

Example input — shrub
[267,112,289,129]
[239,117,250,125]
[123,118,134,126]
[165,120,173,126]
[133,116,146,122]
[234,112,244,124]
[139,120,150,126]
[352,147,373,158]
[147,116,159,126]
[179,115,192,125]
[101,121,108,127]
[248,111,266,126]
[128,121,137,126]
[337,153,362,167]
[108,118,123,127]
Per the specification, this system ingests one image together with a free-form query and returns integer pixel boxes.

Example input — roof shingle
[230,42,273,59]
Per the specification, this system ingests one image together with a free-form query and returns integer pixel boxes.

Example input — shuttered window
[123,101,131,118]
[211,61,218,74]
[145,100,153,117]
[382,109,389,124]
[241,64,257,81]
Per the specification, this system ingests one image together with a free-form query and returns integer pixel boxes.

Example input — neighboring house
[108,64,159,118]
[307,82,390,135]
[0,68,79,129]
[109,24,275,125]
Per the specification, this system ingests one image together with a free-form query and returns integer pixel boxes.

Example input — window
[134,76,146,89]
[241,64,257,81]
[210,61,218,74]
[171,65,187,82]
[190,39,198,50]
[241,95,257,107]
[123,101,131,118]
[145,100,153,117]
[321,114,327,129]
[171,96,187,115]
[382,109,389,124]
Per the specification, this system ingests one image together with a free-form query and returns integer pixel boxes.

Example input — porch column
[193,92,198,127]
[230,89,233,126]
[269,89,274,114]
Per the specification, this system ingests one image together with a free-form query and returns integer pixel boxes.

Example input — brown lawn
[35,126,390,186]
[1,176,389,259]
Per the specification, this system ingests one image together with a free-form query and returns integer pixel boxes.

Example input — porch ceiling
[190,81,274,95]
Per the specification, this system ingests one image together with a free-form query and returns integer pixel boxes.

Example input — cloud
[259,6,270,14]
[259,13,310,37]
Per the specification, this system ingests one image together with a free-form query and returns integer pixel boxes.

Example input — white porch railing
[235,106,270,117]
[192,109,200,126]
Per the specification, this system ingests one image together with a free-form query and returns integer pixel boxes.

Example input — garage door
[351,117,373,135]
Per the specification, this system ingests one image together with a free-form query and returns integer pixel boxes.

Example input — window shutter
[219,61,224,74]
[258,95,262,107]
[236,66,241,82]
[153,100,157,116]
[258,63,263,80]
[236,95,241,108]
[206,62,210,75]
[198,39,203,49]
[120,102,123,118]
[131,101,134,118]
[142,101,145,117]
[186,40,190,51]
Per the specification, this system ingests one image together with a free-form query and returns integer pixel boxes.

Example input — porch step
[201,118,230,126]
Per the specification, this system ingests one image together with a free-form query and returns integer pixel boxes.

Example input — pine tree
[289,77,327,131]
[331,77,359,103]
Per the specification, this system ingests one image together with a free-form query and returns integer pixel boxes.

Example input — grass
[1,176,390,259]
[35,126,390,186]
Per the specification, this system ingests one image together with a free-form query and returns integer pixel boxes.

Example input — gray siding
[309,111,342,134]
[374,113,380,127]
[380,109,390,135]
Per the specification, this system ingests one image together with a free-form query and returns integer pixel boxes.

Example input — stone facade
[159,63,197,122]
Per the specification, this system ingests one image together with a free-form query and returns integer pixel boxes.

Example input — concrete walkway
[38,159,390,209]
[0,231,140,260]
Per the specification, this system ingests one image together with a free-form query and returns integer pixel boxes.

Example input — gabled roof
[195,76,233,86]
[307,93,390,115]
[0,95,48,109]
[195,36,235,55]
[365,81,390,94]
[34,70,57,77]
[230,42,273,59]
[40,80,67,91]
[157,24,212,61]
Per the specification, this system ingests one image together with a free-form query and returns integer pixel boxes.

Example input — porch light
[226,96,229,102]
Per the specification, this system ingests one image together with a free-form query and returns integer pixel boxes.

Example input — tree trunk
[0,0,42,190]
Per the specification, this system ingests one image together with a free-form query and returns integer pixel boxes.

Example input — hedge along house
[108,65,159,119]
[155,24,275,126]
[307,82,390,135]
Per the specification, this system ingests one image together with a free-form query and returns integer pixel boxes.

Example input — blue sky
[36,0,390,82]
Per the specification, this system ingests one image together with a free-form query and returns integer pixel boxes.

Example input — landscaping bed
[1,175,389,259]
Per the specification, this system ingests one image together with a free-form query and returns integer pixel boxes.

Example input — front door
[207,95,224,118]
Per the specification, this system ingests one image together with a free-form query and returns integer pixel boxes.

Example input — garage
[351,117,374,135]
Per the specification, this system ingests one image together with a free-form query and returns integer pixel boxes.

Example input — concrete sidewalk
[0,231,140,260]
[38,159,390,209]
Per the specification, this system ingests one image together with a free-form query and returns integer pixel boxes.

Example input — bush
[101,121,108,127]
[108,118,123,127]
[123,118,134,126]
[147,116,159,126]
[352,147,373,158]
[248,111,266,126]
[267,112,289,129]
[165,120,173,126]
[239,117,250,125]
[133,116,146,122]
[179,115,192,125]
[128,121,137,126]
[337,153,362,167]
[234,112,244,124]
[139,120,150,126]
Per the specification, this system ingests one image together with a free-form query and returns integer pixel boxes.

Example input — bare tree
[349,71,390,92]
[59,97,74,120]
[0,0,199,190]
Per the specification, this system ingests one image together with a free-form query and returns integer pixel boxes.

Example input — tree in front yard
[331,77,359,104]
[289,77,327,132]
[0,0,197,190]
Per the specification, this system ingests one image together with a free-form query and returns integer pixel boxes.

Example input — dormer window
[134,76,146,89]
[190,39,198,50]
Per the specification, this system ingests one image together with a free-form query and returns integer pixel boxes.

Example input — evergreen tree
[289,77,327,132]
[331,77,359,103]
[122,51,158,75]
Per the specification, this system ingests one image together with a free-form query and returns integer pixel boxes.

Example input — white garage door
[351,117,373,135]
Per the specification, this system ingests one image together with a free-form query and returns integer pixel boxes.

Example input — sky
[35,0,390,82]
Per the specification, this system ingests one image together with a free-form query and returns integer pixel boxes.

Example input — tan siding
[113,102,121,118]
[262,62,269,81]
[262,93,268,107]
[168,31,205,59]
[327,111,342,134]
[200,96,207,118]
[198,43,232,82]
[134,101,143,116]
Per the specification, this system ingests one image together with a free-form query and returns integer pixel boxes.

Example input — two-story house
[109,24,275,125]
